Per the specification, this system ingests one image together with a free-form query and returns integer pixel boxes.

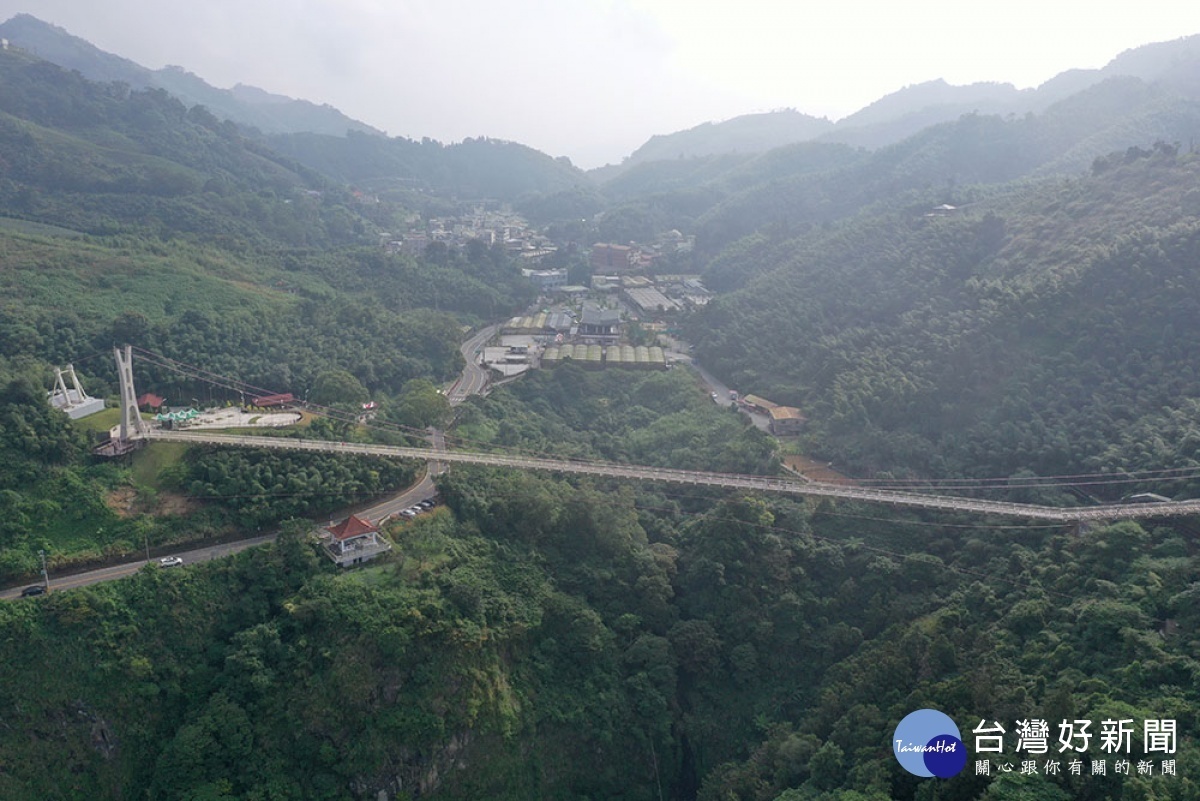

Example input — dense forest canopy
[583,77,1200,263]
[268,131,592,201]
[0,468,1197,800]
[688,145,1200,491]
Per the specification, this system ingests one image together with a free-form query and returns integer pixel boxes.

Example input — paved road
[675,351,772,432]
[446,324,497,406]
[2,455,450,601]
[0,533,276,601]
[359,428,446,523]
[1,466,447,601]
[5,337,481,600]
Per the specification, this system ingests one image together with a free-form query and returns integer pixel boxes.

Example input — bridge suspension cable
[131,347,634,466]
[144,429,1200,523]
[122,348,1199,521]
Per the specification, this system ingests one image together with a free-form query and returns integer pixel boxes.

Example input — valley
[0,17,1199,801]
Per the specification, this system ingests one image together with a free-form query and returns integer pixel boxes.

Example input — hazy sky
[4,0,1200,167]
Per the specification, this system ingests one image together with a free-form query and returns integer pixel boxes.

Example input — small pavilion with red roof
[137,393,166,412]
[322,513,392,567]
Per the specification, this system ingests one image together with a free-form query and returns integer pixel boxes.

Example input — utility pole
[38,549,48,591]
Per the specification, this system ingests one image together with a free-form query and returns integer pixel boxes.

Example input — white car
[159,556,184,568]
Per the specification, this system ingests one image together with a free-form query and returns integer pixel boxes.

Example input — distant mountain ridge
[601,32,1200,170]
[0,13,383,137]
[0,14,589,201]
[268,130,590,201]
[620,109,833,167]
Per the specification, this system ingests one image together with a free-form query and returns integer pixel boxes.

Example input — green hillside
[0,469,1195,800]
[4,22,1200,801]
[268,130,592,201]
[2,347,1195,801]
[689,145,1200,489]
[584,77,1200,263]
[0,13,384,137]
[0,49,538,577]
[617,109,835,168]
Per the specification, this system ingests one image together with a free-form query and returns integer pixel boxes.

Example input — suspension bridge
[102,346,1200,524]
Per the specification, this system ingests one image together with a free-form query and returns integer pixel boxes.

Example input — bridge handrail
[143,429,1200,523]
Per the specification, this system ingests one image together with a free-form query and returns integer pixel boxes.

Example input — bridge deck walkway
[146,430,1197,523]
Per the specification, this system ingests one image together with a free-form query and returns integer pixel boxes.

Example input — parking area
[182,407,303,429]
[396,497,440,521]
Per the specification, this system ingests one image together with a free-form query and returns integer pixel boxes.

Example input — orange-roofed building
[323,514,391,567]
[768,406,807,436]
[137,393,166,412]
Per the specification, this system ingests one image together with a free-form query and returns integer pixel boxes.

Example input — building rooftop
[625,287,681,313]
[328,514,378,541]
[768,406,806,421]
[580,305,621,326]
[742,394,778,410]
[545,312,575,331]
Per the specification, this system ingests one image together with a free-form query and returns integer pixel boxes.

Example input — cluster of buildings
[739,394,807,437]
[541,343,669,370]
[521,270,711,316]
[494,233,710,377]
[383,204,556,261]
[493,302,669,373]
[590,231,694,272]
[373,211,810,438]
[607,274,711,314]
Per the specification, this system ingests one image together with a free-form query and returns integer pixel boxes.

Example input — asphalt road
[1,461,446,601]
[675,350,772,433]
[358,429,445,524]
[4,329,737,600]
[446,324,497,405]
[5,333,481,600]
[0,533,276,601]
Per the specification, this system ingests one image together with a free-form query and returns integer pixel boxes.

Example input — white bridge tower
[48,364,105,419]
[115,345,148,442]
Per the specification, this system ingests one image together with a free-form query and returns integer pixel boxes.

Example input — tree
[393,378,451,429]
[309,369,369,406]
[807,741,845,792]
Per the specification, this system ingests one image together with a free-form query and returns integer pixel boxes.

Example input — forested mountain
[613,110,834,169]
[0,14,384,137]
[592,75,1200,258]
[689,144,1200,488]
[0,44,362,245]
[0,46,536,577]
[4,17,1200,801]
[564,141,866,255]
[603,33,1200,172]
[0,14,591,204]
[2,364,1198,800]
[267,130,591,201]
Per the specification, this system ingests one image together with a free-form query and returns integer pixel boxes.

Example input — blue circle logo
[893,709,967,778]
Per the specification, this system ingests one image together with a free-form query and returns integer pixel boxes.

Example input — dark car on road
[20,585,45,597]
